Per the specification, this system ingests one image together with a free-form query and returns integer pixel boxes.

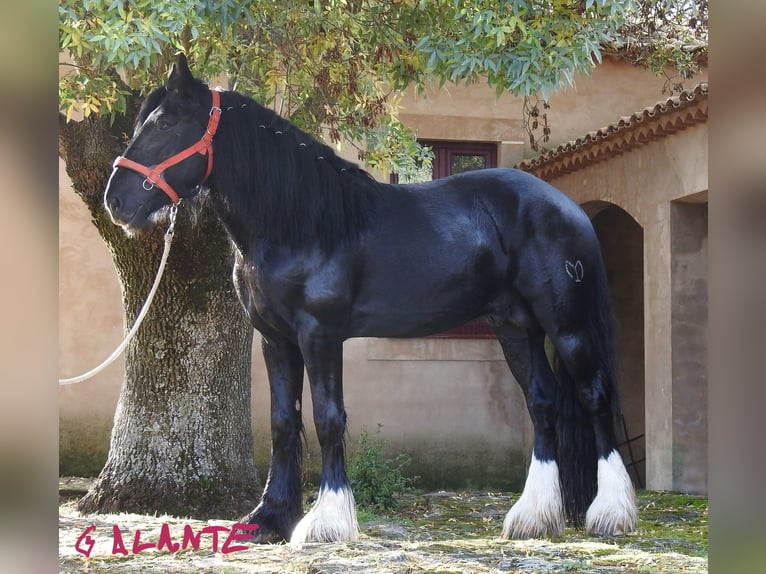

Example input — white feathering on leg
[586,450,638,536]
[290,484,359,545]
[502,455,565,539]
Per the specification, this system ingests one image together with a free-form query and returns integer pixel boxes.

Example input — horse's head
[104,54,221,231]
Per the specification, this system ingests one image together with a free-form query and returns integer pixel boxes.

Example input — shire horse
[104,55,637,543]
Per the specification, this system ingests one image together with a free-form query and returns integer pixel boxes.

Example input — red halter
[113,89,222,204]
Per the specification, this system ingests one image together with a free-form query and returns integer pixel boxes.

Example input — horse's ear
[167,53,194,93]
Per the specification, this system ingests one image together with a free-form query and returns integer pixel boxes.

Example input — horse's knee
[272,407,301,441]
[313,403,346,446]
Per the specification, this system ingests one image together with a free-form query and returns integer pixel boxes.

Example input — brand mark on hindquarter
[565,260,584,283]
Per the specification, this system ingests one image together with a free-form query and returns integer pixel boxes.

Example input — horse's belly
[349,259,501,338]
[350,308,484,338]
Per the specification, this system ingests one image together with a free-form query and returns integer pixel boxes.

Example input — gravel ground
[59,483,707,574]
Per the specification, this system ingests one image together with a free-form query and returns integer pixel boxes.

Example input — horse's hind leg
[243,335,305,542]
[496,324,566,539]
[552,330,637,536]
[289,333,359,544]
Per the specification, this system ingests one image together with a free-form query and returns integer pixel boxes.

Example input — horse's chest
[236,259,290,315]
[234,252,353,335]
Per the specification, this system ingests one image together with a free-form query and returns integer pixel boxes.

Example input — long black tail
[553,256,620,527]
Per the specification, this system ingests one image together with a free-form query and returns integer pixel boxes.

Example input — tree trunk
[60,111,260,519]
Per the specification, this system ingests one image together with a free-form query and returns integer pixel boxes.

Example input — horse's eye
[155,114,176,130]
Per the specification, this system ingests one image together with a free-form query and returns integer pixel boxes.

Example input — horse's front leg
[243,335,305,542]
[290,332,359,544]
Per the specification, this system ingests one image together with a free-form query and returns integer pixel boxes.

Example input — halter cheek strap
[113,89,222,204]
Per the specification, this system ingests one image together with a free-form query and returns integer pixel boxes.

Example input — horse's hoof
[501,457,565,539]
[246,525,286,544]
[585,503,638,537]
[289,485,359,545]
[585,451,638,537]
[241,505,299,544]
[501,504,565,539]
[231,520,285,544]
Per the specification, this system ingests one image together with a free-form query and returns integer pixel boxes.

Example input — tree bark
[60,110,260,519]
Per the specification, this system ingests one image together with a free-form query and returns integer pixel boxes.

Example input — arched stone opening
[584,201,646,488]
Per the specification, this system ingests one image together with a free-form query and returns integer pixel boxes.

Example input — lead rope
[59,204,179,385]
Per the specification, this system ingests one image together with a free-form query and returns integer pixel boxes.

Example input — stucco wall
[343,339,531,489]
[59,159,123,476]
[670,201,708,494]
[399,58,707,162]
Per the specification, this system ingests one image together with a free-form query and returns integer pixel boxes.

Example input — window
[393,141,498,184]
[426,140,497,180]
[395,140,498,338]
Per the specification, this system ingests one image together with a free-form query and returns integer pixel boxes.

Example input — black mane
[210,89,382,252]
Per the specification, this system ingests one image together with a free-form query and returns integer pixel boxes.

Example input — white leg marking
[289,484,359,545]
[586,450,638,536]
[502,455,565,539]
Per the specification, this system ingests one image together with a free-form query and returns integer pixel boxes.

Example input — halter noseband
[113,89,222,204]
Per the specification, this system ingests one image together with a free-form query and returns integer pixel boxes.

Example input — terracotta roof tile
[518,83,708,179]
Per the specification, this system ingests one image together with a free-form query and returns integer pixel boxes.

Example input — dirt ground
[59,483,707,574]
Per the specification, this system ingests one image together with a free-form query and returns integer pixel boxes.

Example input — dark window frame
[421,140,498,180]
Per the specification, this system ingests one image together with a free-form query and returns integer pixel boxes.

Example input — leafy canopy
[60,1,701,172]
[614,0,707,93]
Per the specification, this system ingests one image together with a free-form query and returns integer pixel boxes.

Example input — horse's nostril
[106,193,122,215]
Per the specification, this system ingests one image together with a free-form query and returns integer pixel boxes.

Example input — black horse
[104,54,637,543]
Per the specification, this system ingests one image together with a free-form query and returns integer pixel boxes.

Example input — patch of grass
[630,491,708,557]
[356,508,386,523]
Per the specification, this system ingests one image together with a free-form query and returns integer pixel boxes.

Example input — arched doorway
[583,201,646,488]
